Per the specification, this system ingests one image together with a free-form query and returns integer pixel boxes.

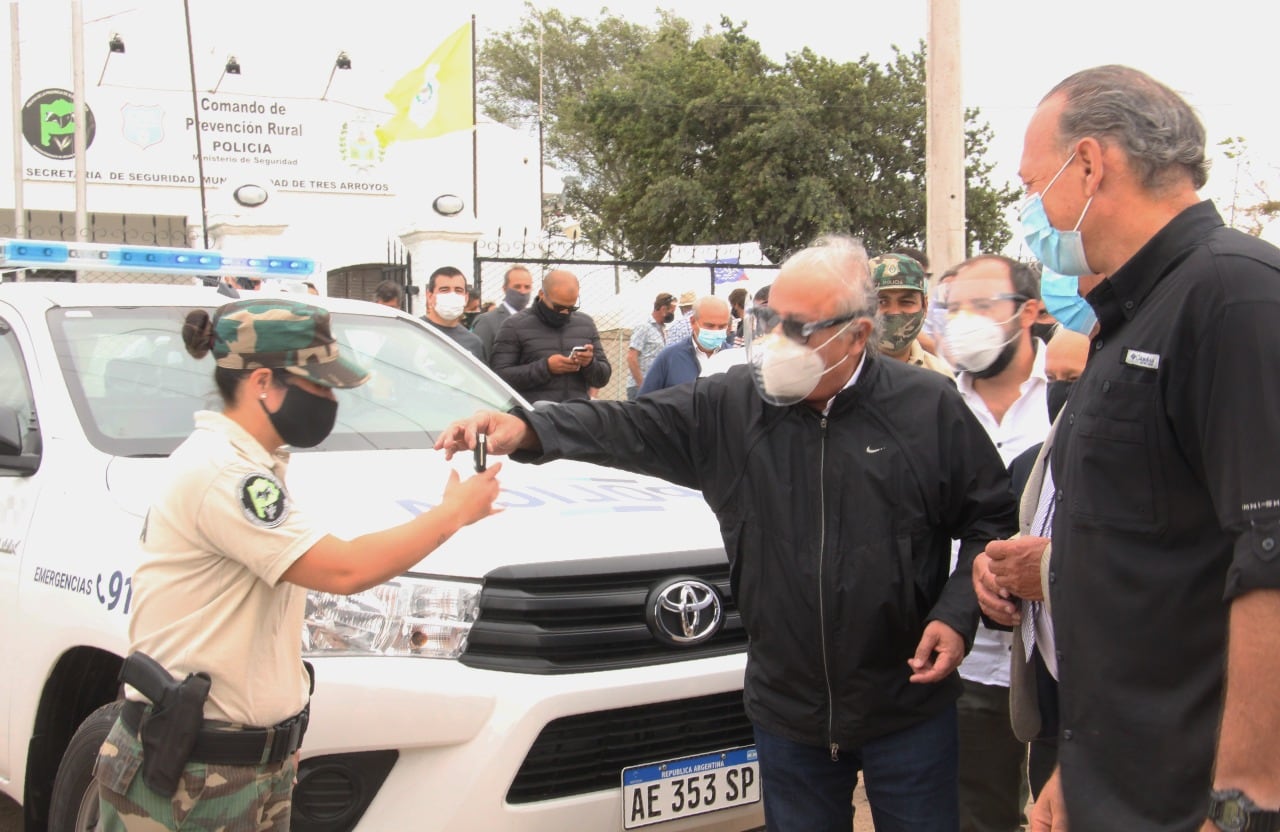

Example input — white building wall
[0,1,542,274]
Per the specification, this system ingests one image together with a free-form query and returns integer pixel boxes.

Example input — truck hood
[106,451,724,577]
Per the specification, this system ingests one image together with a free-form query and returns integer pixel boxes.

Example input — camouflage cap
[212,299,369,388]
[869,253,927,294]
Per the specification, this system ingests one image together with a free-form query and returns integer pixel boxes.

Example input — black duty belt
[121,699,309,766]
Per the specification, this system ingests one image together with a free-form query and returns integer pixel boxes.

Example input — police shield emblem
[122,104,164,149]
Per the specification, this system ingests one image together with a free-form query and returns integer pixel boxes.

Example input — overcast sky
[25,0,1280,245]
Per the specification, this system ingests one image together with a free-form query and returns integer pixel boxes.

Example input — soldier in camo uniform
[96,298,501,829]
[869,253,954,379]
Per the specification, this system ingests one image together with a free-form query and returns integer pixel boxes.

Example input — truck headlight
[302,577,482,659]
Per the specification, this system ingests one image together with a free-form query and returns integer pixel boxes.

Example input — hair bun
[182,309,216,359]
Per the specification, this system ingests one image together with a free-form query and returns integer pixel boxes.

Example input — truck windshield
[48,306,519,457]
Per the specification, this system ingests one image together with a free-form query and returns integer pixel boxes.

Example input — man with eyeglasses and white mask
[434,234,1016,832]
[938,255,1051,832]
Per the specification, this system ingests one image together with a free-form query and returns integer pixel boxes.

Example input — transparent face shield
[935,283,1028,373]
[744,303,859,406]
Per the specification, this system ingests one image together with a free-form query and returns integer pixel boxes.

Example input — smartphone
[570,345,589,355]
[473,433,487,473]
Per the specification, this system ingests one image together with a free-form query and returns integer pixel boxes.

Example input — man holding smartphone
[490,269,612,403]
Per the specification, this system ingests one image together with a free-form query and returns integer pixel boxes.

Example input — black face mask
[535,298,572,329]
[1047,379,1074,422]
[662,311,675,324]
[260,383,338,448]
[462,311,479,330]
[1030,321,1059,344]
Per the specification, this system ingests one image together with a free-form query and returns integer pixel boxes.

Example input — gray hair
[779,234,880,343]
[1046,65,1208,191]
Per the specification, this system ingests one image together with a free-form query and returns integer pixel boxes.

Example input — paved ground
[0,784,878,831]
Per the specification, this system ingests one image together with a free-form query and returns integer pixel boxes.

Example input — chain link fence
[474,236,779,401]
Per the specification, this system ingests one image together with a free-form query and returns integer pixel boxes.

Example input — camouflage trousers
[95,716,295,831]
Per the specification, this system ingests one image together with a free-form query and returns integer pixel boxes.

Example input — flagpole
[470,14,478,220]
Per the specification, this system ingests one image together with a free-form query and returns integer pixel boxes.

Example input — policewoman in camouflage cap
[870,253,955,378]
[96,298,502,829]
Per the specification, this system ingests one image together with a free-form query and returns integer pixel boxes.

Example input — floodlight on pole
[212,55,239,93]
[97,33,125,86]
[322,51,351,100]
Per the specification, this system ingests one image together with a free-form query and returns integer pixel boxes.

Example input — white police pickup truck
[0,242,762,831]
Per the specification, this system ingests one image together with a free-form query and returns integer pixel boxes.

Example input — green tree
[965,114,1018,254]
[481,11,1016,261]
[479,3,655,167]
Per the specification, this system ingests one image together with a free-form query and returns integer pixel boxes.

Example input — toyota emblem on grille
[645,577,723,646]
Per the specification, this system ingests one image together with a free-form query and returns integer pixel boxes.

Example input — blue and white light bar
[0,239,316,279]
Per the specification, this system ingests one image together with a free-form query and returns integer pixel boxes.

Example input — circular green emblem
[238,473,288,528]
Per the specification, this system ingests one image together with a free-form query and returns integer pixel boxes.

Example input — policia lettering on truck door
[95,298,501,830]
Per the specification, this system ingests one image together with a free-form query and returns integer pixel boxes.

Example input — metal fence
[474,235,779,401]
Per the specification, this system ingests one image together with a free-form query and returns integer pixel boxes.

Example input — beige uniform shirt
[906,340,955,379]
[129,411,324,726]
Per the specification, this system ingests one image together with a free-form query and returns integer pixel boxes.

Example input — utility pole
[72,0,89,243]
[181,0,210,247]
[10,2,26,243]
[537,10,546,231]
[925,0,965,274]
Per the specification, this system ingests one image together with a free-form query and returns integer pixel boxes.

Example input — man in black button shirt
[1018,65,1280,831]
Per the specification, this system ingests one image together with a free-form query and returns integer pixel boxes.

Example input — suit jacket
[1009,417,1058,742]
[472,305,512,363]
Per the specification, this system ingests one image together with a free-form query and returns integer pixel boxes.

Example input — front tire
[48,701,122,832]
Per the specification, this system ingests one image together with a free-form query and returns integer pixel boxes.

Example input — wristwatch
[1208,790,1280,832]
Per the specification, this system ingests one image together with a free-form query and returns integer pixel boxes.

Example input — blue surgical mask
[1040,267,1098,335]
[696,328,727,351]
[1020,152,1094,276]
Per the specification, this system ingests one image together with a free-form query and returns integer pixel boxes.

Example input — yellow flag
[376,21,473,147]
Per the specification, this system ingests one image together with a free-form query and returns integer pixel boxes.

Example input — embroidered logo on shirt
[1123,348,1160,371]
[239,473,289,528]
[866,446,884,454]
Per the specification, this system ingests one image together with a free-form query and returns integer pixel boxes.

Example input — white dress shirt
[954,339,1050,688]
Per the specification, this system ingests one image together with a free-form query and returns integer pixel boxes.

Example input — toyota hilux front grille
[460,550,747,674]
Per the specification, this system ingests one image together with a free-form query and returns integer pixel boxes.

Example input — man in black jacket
[489,269,611,403]
[437,235,1015,832]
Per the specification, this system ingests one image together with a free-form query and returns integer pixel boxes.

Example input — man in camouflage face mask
[870,253,954,378]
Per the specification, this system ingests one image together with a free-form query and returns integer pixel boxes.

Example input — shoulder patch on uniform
[238,472,289,528]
